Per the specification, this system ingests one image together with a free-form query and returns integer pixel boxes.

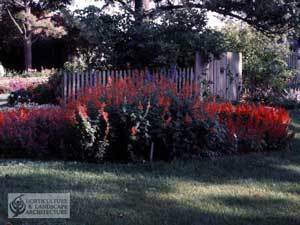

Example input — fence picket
[75,72,78,99]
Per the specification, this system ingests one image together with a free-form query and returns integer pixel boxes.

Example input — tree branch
[22,23,27,36]
[31,25,48,30]
[99,2,110,12]
[12,0,25,7]
[146,2,289,35]
[36,15,53,21]
[114,0,135,14]
[146,3,205,18]
[6,8,24,35]
[32,36,39,44]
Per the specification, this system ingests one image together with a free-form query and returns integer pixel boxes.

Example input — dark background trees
[0,0,299,71]
[1,0,70,71]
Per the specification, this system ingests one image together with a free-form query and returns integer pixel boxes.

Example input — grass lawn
[0,111,300,225]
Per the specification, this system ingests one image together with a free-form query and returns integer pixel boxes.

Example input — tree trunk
[24,3,32,72]
[134,0,144,28]
[24,37,32,71]
[134,0,150,26]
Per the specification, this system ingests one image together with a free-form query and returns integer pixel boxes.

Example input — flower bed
[205,103,291,152]
[0,77,293,162]
[0,77,48,94]
[0,105,65,158]
[6,73,62,105]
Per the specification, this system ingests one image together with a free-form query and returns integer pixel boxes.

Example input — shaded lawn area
[0,112,300,225]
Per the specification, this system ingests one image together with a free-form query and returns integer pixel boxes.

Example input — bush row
[0,77,293,162]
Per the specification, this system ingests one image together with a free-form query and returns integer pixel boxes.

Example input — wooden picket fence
[288,52,300,87]
[288,52,298,70]
[63,52,242,103]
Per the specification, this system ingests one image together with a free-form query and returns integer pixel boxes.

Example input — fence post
[238,52,243,101]
[195,52,208,99]
[195,51,200,87]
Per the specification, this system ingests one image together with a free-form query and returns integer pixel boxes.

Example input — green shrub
[63,104,109,162]
[223,23,295,103]
[63,97,236,163]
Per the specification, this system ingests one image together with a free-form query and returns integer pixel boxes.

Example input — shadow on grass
[1,171,300,225]
[22,149,300,185]
[1,153,300,225]
[0,171,173,225]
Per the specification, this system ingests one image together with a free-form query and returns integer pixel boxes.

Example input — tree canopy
[64,5,226,69]
[100,0,299,35]
[1,0,299,70]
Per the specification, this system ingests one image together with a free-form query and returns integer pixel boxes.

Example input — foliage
[66,6,226,69]
[0,6,20,51]
[103,0,299,35]
[63,103,109,162]
[223,23,295,103]
[203,0,299,35]
[8,73,62,105]
[63,54,88,72]
[270,88,300,110]
[2,0,300,71]
[65,6,124,69]
[14,10,66,38]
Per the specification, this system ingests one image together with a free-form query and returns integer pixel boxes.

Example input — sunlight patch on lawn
[275,164,300,174]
